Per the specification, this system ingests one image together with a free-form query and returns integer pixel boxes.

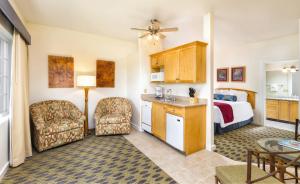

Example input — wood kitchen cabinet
[278,100,290,121]
[266,99,299,123]
[151,55,164,69]
[151,102,166,141]
[164,50,179,82]
[150,41,207,83]
[266,100,279,119]
[290,101,299,123]
[150,101,206,155]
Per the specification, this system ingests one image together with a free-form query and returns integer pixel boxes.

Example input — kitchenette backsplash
[147,83,204,98]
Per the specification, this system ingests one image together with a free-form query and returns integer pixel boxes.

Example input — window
[0,31,11,118]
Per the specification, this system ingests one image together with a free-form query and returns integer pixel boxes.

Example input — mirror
[266,61,299,98]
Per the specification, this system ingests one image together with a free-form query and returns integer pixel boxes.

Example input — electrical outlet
[144,89,147,94]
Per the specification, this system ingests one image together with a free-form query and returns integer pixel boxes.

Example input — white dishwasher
[141,101,152,133]
[166,113,184,151]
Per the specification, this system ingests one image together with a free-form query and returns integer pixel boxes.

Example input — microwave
[151,72,164,82]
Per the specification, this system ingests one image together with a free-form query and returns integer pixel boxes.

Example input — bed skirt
[214,117,253,135]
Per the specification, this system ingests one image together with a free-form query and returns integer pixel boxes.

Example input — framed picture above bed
[231,66,246,82]
[217,68,229,82]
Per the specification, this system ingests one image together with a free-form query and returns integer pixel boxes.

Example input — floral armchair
[94,97,132,136]
[30,100,85,152]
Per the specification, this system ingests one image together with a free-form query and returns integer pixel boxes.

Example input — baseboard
[131,122,142,132]
[211,144,216,151]
[0,162,9,181]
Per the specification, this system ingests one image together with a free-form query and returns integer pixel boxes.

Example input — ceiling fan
[131,19,178,40]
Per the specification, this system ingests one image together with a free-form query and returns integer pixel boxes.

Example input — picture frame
[217,68,229,82]
[96,60,115,87]
[48,55,74,88]
[231,66,246,82]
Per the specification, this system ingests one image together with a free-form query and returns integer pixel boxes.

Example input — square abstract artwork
[96,60,115,87]
[48,55,74,88]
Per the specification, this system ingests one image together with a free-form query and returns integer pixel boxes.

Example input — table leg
[295,165,298,183]
[270,155,275,173]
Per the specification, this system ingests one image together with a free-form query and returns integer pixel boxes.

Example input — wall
[138,39,164,95]
[28,23,137,129]
[126,52,140,129]
[214,33,299,125]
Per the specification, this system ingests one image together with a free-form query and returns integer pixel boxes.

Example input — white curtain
[10,30,32,167]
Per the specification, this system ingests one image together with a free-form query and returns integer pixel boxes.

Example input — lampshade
[77,75,96,87]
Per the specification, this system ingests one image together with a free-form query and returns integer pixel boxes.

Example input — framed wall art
[48,55,74,88]
[96,60,115,87]
[217,68,229,82]
[231,66,246,82]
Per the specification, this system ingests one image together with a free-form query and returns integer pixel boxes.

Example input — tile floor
[124,130,242,184]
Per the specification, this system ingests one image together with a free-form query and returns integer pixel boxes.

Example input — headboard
[215,88,257,109]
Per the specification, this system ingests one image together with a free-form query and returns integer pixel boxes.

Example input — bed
[214,88,256,134]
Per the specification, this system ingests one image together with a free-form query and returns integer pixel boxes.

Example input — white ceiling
[14,0,300,43]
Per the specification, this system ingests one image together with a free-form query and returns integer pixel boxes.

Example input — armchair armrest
[69,106,85,123]
[30,108,46,130]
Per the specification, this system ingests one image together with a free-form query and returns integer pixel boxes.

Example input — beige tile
[124,129,238,184]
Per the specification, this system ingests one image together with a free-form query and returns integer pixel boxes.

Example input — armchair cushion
[97,113,126,125]
[216,165,282,184]
[41,118,83,135]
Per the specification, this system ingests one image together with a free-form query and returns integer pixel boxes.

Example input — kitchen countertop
[141,94,207,107]
[266,96,299,102]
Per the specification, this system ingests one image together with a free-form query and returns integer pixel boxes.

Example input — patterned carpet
[1,135,176,184]
[214,124,294,162]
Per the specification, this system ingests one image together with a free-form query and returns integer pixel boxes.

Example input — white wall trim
[0,116,9,126]
[131,122,142,132]
[0,162,9,181]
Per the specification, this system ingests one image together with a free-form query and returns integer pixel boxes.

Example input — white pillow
[230,90,248,102]
[214,89,230,95]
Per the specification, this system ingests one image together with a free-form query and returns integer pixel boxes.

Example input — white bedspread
[213,100,254,128]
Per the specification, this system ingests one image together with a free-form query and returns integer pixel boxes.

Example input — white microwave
[151,72,164,82]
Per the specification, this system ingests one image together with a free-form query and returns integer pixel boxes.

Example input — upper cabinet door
[164,50,179,83]
[151,55,165,69]
[179,46,196,82]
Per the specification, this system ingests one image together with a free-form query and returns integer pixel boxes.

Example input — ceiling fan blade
[131,28,149,31]
[159,33,166,39]
[139,33,150,38]
[159,27,178,32]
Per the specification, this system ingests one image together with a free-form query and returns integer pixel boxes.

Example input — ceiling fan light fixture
[282,67,288,73]
[290,66,297,73]
[131,19,178,40]
[147,34,153,40]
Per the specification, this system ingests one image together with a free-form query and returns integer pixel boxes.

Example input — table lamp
[77,75,96,136]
